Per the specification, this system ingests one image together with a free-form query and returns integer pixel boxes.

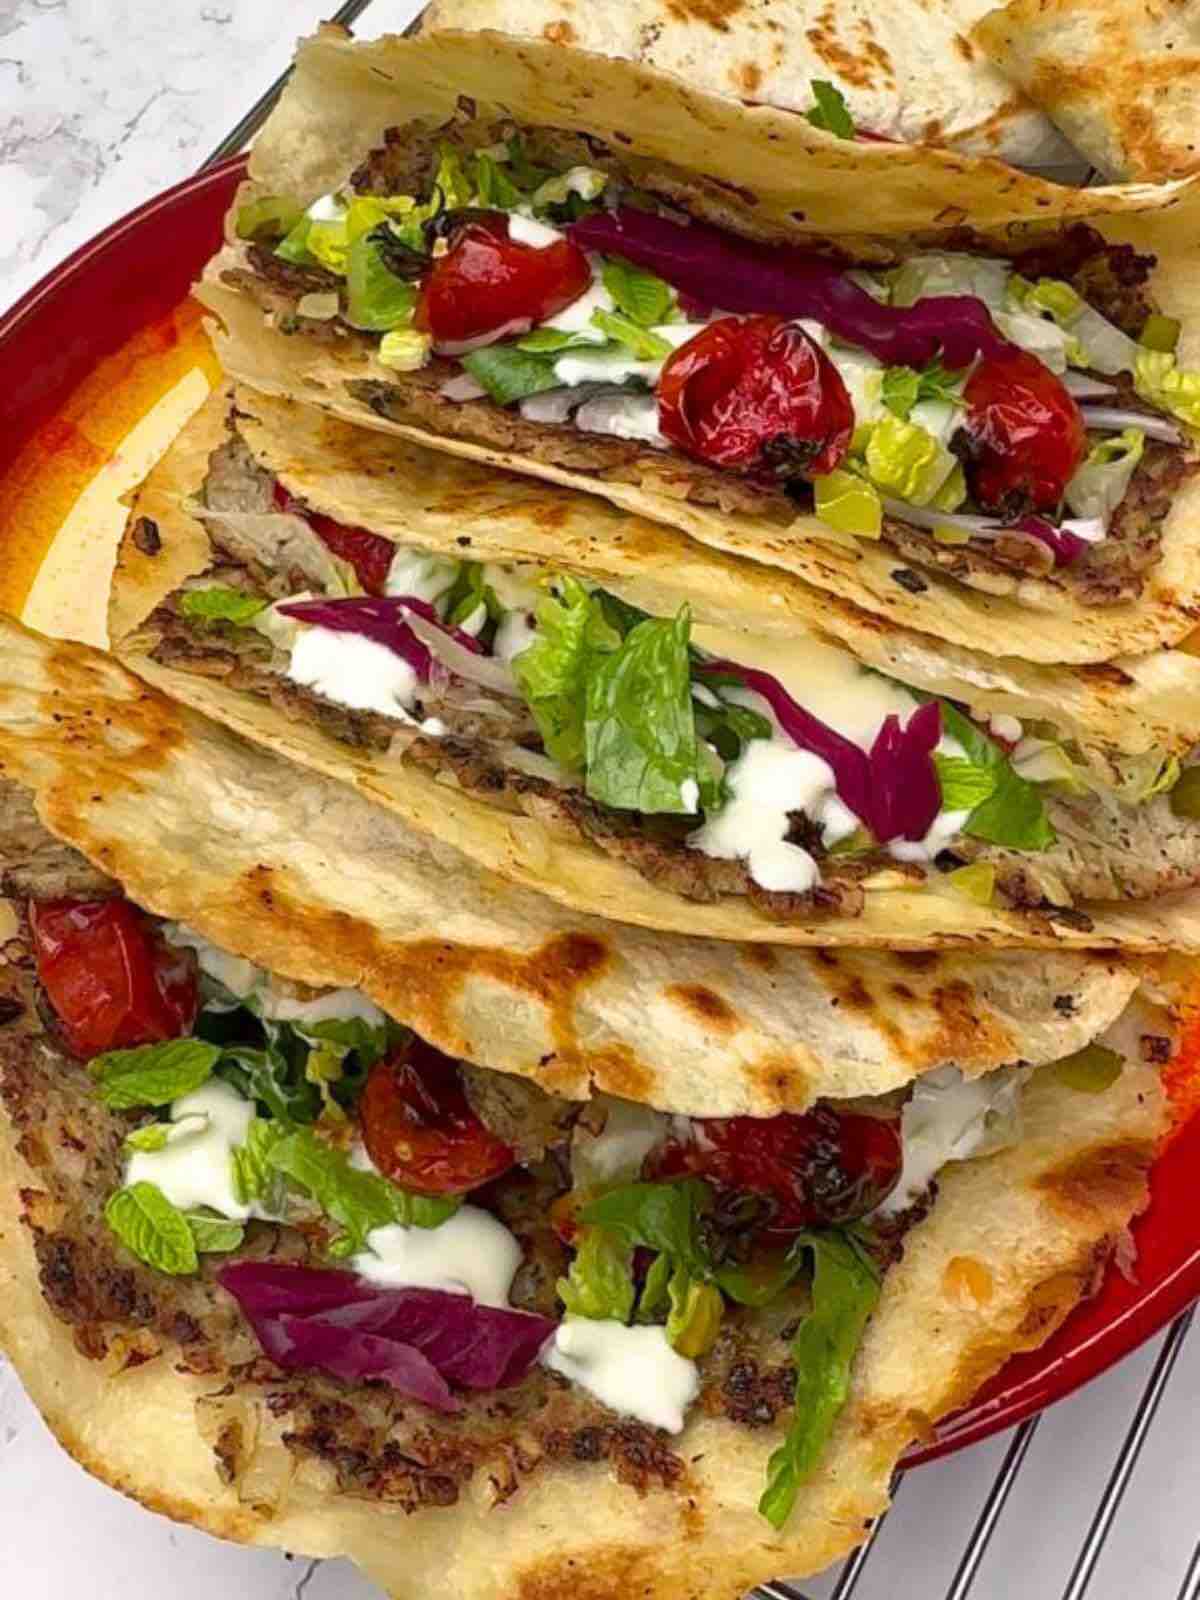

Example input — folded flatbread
[975,0,1200,182]
[420,0,1079,168]
[0,780,1175,1597]
[105,392,1200,949]
[200,27,1200,665]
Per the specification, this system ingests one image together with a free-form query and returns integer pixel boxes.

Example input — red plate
[2,158,1198,1466]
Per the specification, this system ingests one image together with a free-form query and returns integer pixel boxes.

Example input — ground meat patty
[0,825,802,1514]
[460,1064,579,1164]
[0,783,117,900]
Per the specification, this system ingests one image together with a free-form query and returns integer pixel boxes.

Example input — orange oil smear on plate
[0,299,219,626]
[1162,994,1200,1136]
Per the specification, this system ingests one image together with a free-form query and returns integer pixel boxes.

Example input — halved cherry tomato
[30,898,198,1060]
[963,349,1086,513]
[360,1039,516,1195]
[272,481,395,595]
[644,1105,902,1233]
[415,211,591,349]
[657,314,853,479]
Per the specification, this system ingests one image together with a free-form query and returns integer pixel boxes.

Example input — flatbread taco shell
[100,401,1200,953]
[0,939,1169,1598]
[0,613,1143,1111]
[198,26,1200,666]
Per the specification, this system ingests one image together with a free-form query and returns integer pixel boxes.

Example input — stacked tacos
[4,21,1200,1600]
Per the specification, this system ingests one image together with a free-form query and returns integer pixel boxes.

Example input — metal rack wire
[191,6,1200,1595]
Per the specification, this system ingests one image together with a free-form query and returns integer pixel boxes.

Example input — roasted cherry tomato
[644,1105,902,1233]
[30,898,198,1060]
[963,349,1086,513]
[657,314,853,479]
[361,1038,516,1195]
[415,211,591,349]
[272,481,394,595]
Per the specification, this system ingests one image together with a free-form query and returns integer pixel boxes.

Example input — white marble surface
[4,4,1200,1598]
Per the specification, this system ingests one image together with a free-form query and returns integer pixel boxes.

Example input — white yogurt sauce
[354,1206,522,1307]
[125,1080,257,1220]
[287,627,420,721]
[165,925,262,1001]
[506,212,565,249]
[543,1318,700,1433]
[689,739,833,894]
[874,1066,1022,1217]
[541,269,614,342]
[571,1096,668,1191]
[261,988,387,1029]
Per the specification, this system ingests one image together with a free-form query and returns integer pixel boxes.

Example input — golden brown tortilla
[0,1003,1166,1598]
[975,0,1200,182]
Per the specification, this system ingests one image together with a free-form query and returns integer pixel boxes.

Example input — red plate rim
[2,155,1198,1469]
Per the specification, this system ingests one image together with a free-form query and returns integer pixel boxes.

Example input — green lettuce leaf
[513,577,619,769]
[934,700,1056,850]
[579,1178,714,1279]
[759,1231,881,1528]
[584,609,706,814]
[266,1128,459,1256]
[92,1039,220,1111]
[932,754,1000,813]
[1065,428,1144,523]
[472,150,524,210]
[881,360,961,422]
[1135,349,1200,432]
[557,1225,636,1322]
[460,344,561,405]
[218,1041,321,1125]
[179,587,269,627]
[591,308,671,359]
[602,256,675,326]
[235,195,304,242]
[105,1182,199,1276]
[231,1116,291,1210]
[345,230,418,332]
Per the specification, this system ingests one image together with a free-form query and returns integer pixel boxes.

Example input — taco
[0,779,1177,1597]
[2,611,1143,1106]
[107,390,1200,950]
[199,27,1200,665]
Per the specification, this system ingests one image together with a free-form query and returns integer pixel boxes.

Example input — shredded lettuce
[888,253,1010,311]
[863,415,961,507]
[602,256,676,326]
[814,468,883,538]
[759,1232,881,1529]
[1065,428,1145,523]
[931,700,1056,850]
[346,230,418,332]
[591,308,671,359]
[461,344,561,404]
[378,328,432,372]
[1009,276,1139,376]
[557,1226,636,1322]
[235,194,304,242]
[881,359,961,422]
[532,164,609,209]
[1135,348,1200,432]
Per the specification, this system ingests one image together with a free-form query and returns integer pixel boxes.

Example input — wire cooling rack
[193,13,1200,1597]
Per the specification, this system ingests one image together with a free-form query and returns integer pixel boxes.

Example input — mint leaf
[186,1213,246,1254]
[805,80,855,140]
[513,576,619,769]
[935,700,1056,850]
[266,1128,458,1256]
[105,1182,198,1276]
[299,1016,397,1072]
[460,345,561,405]
[580,1178,714,1280]
[759,1231,880,1528]
[92,1039,220,1111]
[232,1116,291,1209]
[933,754,1000,813]
[179,586,270,627]
[882,360,961,421]
[557,1225,636,1322]
[602,257,674,326]
[584,609,704,814]
[218,1042,321,1125]
[590,308,671,360]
